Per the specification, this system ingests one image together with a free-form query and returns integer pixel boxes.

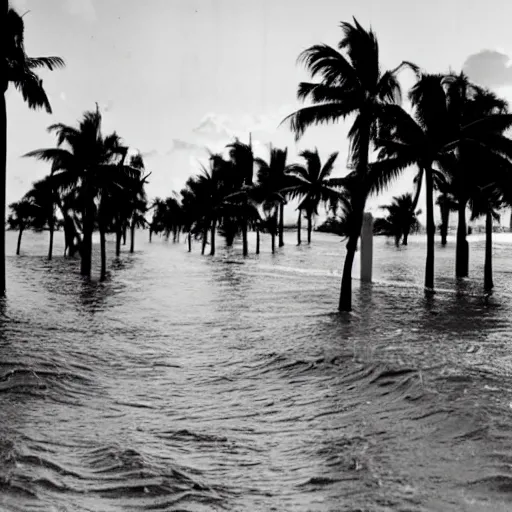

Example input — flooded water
[2,229,512,511]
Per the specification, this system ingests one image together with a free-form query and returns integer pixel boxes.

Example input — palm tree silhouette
[282,18,408,311]
[7,198,37,255]
[25,105,127,278]
[255,147,293,252]
[379,193,421,246]
[2,5,64,291]
[286,149,341,244]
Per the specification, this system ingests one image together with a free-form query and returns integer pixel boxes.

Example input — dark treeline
[4,7,512,311]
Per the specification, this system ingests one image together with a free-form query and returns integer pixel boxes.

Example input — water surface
[1,230,512,511]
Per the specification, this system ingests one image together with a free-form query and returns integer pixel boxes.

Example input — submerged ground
[1,230,512,511]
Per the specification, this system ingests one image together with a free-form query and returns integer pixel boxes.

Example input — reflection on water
[2,230,512,511]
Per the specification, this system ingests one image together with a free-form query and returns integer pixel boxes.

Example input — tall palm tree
[372,74,455,291]
[286,149,341,244]
[282,18,408,311]
[255,147,293,252]
[25,106,126,278]
[226,138,254,256]
[441,78,510,278]
[2,5,64,292]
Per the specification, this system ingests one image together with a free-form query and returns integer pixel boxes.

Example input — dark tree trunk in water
[122,226,127,246]
[278,203,284,247]
[201,228,207,255]
[338,208,364,312]
[297,210,301,245]
[115,230,122,257]
[402,230,409,246]
[187,232,191,252]
[271,211,277,254]
[424,167,435,290]
[100,227,106,281]
[256,228,260,255]
[456,201,469,278]
[80,201,94,277]
[0,5,7,294]
[394,234,400,247]
[16,228,23,256]
[484,210,493,291]
[130,223,135,253]
[210,219,216,256]
[48,221,54,260]
[149,229,153,243]
[242,223,248,257]
[307,213,312,244]
[440,204,449,246]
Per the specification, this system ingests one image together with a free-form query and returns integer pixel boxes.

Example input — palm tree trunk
[297,210,301,245]
[0,38,7,293]
[425,167,435,290]
[307,213,312,244]
[122,226,127,246]
[484,210,493,291]
[256,228,260,254]
[339,209,364,312]
[80,199,94,277]
[411,168,424,211]
[242,223,248,256]
[440,204,449,246]
[16,227,23,256]
[130,222,135,253]
[210,219,216,256]
[187,232,192,252]
[339,122,370,313]
[201,228,207,255]
[271,231,275,254]
[456,200,469,278]
[115,230,122,257]
[48,221,54,260]
[278,203,285,247]
[402,229,409,246]
[100,227,106,281]
[149,229,153,243]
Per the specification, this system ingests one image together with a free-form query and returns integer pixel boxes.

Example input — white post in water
[360,212,373,282]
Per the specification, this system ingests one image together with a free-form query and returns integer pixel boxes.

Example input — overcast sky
[7,0,512,222]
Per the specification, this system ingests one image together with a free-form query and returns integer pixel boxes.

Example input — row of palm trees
[282,18,512,311]
[147,142,342,256]
[9,105,149,280]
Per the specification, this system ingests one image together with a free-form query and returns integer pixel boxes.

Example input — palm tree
[2,5,64,292]
[282,18,408,311]
[436,190,458,246]
[254,147,293,252]
[379,193,421,246]
[24,176,58,259]
[286,149,341,244]
[372,74,455,290]
[7,198,37,255]
[25,106,126,278]
[441,78,510,278]
[226,138,254,256]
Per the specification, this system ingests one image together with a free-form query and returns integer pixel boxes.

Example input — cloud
[63,0,96,21]
[463,49,512,87]
[168,139,202,153]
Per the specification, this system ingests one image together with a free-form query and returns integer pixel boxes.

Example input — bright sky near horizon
[7,0,512,224]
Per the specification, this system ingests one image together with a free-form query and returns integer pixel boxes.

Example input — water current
[1,229,512,511]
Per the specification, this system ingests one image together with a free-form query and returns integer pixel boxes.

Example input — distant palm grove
[4,6,512,311]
